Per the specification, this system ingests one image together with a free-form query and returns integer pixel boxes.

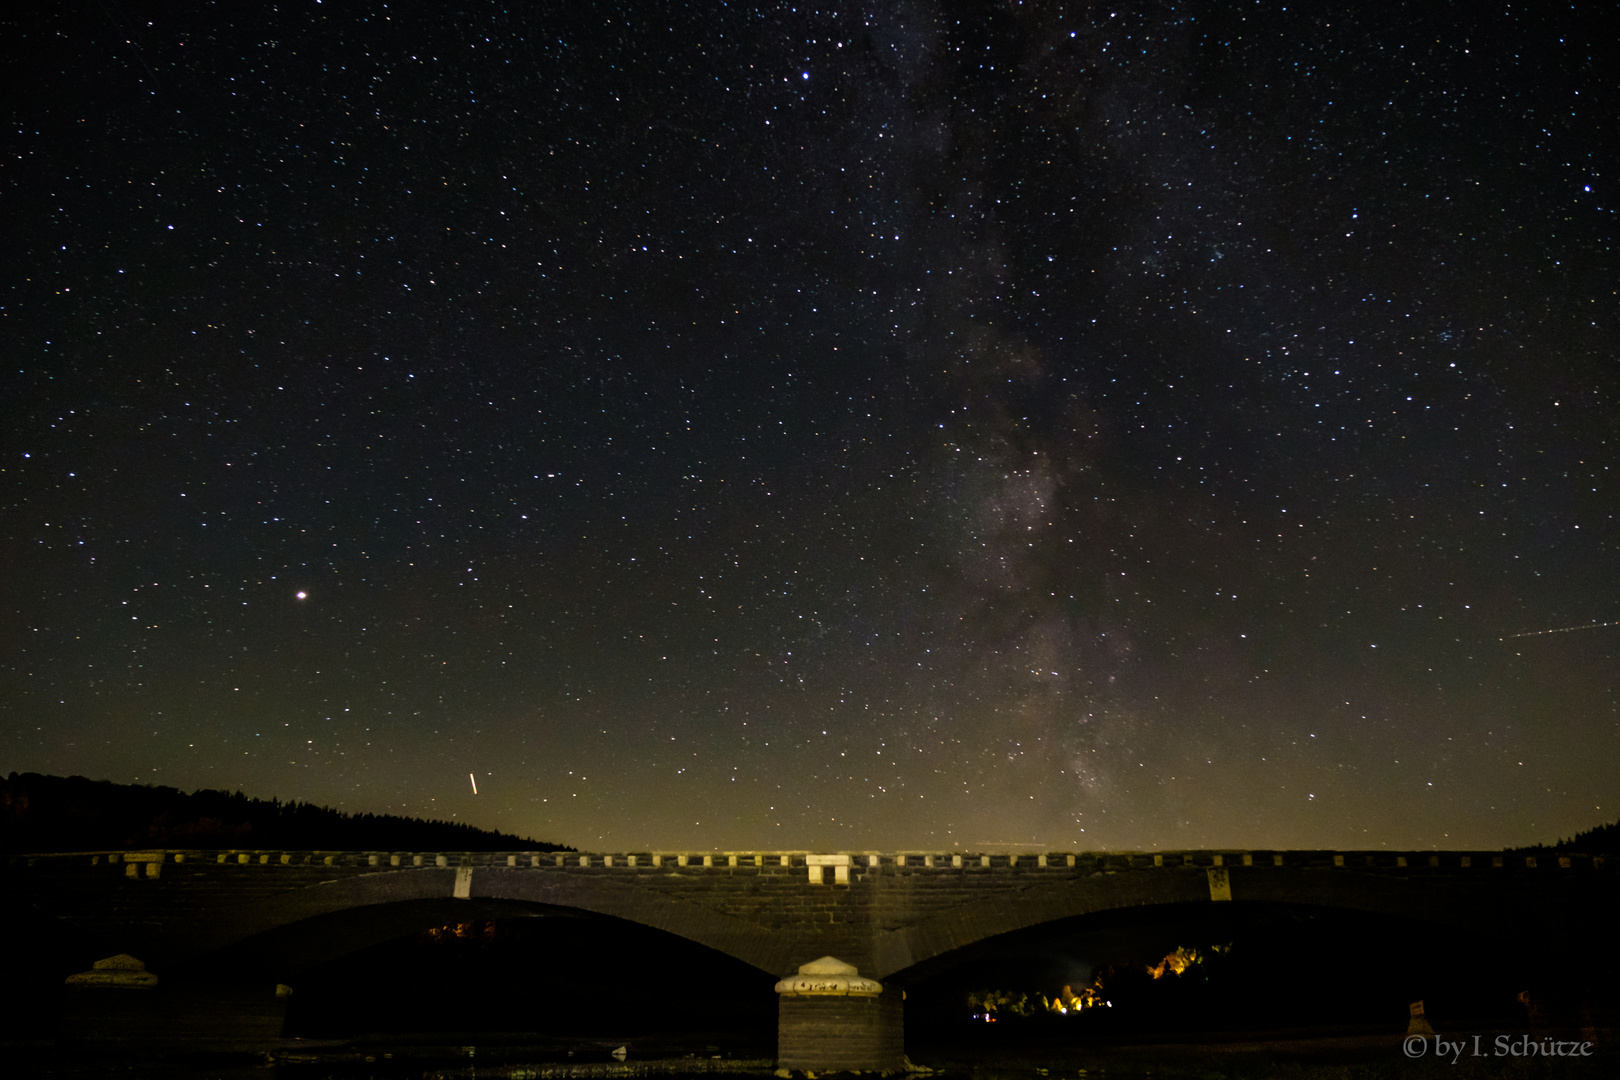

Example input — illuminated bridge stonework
[10,847,1615,1070]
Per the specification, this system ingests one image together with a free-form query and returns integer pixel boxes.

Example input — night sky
[5,2,1616,854]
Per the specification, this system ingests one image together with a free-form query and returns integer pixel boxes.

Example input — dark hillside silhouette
[1,772,572,853]
[1509,816,1620,854]
[1550,817,1620,852]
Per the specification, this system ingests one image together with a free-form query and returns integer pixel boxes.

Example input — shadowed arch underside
[169,867,795,978]
[870,864,1601,979]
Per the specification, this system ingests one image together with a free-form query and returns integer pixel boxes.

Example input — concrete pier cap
[64,954,159,989]
[774,956,883,997]
[775,957,909,1076]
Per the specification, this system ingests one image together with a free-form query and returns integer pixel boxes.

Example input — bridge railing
[5,848,1609,879]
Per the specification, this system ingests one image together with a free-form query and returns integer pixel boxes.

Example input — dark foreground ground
[7,903,1614,1077]
[4,1023,1615,1080]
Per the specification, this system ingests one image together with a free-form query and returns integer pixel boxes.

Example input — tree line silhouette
[1,772,572,853]
[1538,818,1620,853]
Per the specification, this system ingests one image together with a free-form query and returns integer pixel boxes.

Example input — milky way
[4,2,1616,852]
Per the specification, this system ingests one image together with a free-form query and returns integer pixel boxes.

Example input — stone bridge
[7,846,1614,1071]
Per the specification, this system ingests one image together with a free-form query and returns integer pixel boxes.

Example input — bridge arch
[871,865,1537,980]
[174,866,791,979]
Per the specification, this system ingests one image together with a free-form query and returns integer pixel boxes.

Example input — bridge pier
[774,957,906,1075]
[60,955,291,1053]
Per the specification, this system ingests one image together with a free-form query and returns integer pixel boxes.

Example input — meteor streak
[469,772,478,795]
[1501,620,1620,641]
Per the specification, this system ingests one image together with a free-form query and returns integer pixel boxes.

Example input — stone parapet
[7,848,1610,872]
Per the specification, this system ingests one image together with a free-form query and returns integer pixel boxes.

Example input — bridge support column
[60,955,291,1052]
[775,956,905,1075]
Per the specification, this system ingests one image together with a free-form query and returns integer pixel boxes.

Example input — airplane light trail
[1501,620,1620,641]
